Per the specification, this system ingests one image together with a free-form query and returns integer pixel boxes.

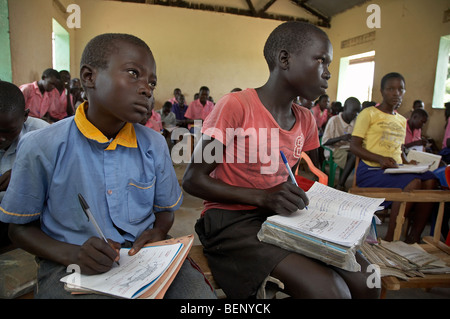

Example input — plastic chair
[321,144,340,187]
[295,151,328,191]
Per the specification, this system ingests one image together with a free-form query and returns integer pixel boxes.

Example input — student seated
[0,81,49,248]
[404,108,429,152]
[157,101,177,151]
[140,97,163,133]
[185,86,214,134]
[46,70,75,122]
[158,101,177,129]
[168,88,182,105]
[19,68,62,121]
[69,78,84,110]
[0,33,215,299]
[182,21,380,299]
[172,94,189,129]
[350,72,438,244]
[311,94,330,135]
[322,97,361,190]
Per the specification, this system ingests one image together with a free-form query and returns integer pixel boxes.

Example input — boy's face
[411,114,427,129]
[0,110,27,151]
[42,76,59,92]
[199,89,210,105]
[318,96,330,110]
[287,32,333,101]
[88,40,157,124]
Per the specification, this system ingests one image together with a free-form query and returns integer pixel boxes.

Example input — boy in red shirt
[183,22,379,299]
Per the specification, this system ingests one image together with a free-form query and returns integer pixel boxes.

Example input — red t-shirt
[201,88,319,213]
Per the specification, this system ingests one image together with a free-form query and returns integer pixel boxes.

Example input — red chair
[294,152,328,191]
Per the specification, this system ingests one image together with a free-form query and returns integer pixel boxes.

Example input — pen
[280,151,308,210]
[78,193,120,266]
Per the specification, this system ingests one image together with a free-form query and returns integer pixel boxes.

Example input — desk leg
[433,202,445,243]
[393,202,407,241]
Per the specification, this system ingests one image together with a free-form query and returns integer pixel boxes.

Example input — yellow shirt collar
[74,102,138,151]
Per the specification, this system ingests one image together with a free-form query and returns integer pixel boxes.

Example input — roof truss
[126,0,331,27]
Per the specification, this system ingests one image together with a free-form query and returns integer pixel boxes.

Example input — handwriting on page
[64,243,182,299]
[268,183,384,247]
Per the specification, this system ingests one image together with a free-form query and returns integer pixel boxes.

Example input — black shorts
[195,208,290,299]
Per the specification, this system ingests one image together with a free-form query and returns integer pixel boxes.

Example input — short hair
[0,81,25,114]
[411,108,428,119]
[199,86,210,93]
[380,72,405,90]
[344,97,361,109]
[42,68,61,80]
[80,33,152,71]
[263,21,329,71]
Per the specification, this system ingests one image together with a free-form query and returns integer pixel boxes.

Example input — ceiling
[113,0,370,28]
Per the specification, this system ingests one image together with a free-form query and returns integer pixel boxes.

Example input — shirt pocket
[127,178,156,223]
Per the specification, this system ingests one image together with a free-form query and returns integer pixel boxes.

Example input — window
[336,51,375,104]
[0,0,12,82]
[432,35,450,109]
[52,19,70,72]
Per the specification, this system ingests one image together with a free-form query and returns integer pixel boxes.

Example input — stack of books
[258,182,384,272]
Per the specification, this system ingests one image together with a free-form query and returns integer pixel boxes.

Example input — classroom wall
[7,0,450,146]
[72,0,284,106]
[327,0,450,147]
[8,0,77,85]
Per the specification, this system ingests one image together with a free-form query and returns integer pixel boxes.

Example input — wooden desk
[380,242,450,298]
[349,188,450,241]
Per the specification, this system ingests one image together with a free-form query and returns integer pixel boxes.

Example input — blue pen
[280,151,308,210]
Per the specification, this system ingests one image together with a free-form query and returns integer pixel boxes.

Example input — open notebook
[258,183,384,271]
[61,235,193,299]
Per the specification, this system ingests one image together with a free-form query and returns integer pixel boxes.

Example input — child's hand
[128,228,166,256]
[379,157,398,169]
[261,182,309,215]
[75,237,121,275]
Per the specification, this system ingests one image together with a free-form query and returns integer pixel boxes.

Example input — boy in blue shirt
[0,33,215,299]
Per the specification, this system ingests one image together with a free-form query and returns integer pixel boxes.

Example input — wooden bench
[380,241,450,298]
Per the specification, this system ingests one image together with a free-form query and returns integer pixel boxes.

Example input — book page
[61,243,182,299]
[406,150,441,171]
[267,183,384,247]
[384,164,429,174]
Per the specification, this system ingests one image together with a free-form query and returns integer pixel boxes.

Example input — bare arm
[350,136,398,169]
[182,136,308,215]
[9,221,120,275]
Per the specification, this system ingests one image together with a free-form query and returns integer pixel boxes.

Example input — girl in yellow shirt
[350,72,437,243]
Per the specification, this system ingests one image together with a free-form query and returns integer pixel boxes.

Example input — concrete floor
[170,162,450,299]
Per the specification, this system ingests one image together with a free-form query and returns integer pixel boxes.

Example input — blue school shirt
[0,117,49,202]
[0,103,183,245]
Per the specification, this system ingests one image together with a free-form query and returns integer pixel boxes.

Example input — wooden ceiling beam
[146,0,329,27]
[290,0,331,28]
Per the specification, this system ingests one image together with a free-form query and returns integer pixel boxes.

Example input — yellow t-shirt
[352,106,406,167]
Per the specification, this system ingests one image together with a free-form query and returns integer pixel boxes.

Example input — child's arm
[182,137,308,215]
[9,221,121,275]
[350,136,398,169]
[128,211,174,256]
